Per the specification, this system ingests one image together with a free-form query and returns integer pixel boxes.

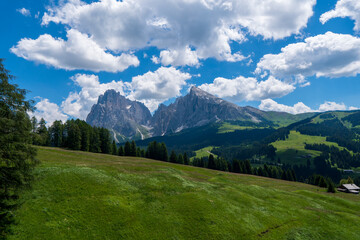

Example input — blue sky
[1,0,360,124]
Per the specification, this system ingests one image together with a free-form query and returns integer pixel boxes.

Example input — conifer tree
[112,140,117,155]
[124,141,131,156]
[183,152,189,165]
[327,178,336,193]
[0,59,37,236]
[160,142,168,161]
[170,150,177,163]
[178,154,184,164]
[208,154,216,169]
[130,140,137,156]
[118,145,124,156]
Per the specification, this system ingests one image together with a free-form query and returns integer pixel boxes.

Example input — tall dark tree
[118,145,124,156]
[183,152,189,165]
[124,141,131,156]
[170,150,177,163]
[112,140,117,155]
[99,128,111,154]
[89,127,101,153]
[177,154,184,164]
[208,154,216,170]
[160,142,168,162]
[130,140,137,156]
[49,120,63,147]
[0,59,37,237]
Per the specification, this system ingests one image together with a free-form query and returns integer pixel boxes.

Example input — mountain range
[86,86,315,142]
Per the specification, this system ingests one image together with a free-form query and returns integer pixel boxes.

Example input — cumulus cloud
[320,0,360,31]
[199,76,295,102]
[17,8,31,17]
[318,101,347,112]
[159,46,200,67]
[256,32,360,81]
[259,99,354,114]
[11,29,139,72]
[259,99,313,114]
[61,74,129,119]
[35,0,315,67]
[30,98,68,126]
[128,67,191,111]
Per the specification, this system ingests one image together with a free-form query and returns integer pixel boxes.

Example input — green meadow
[271,131,345,166]
[9,147,360,240]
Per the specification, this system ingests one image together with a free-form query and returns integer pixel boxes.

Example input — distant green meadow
[10,147,360,240]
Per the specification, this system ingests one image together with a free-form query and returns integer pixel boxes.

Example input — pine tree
[327,178,336,193]
[118,145,124,156]
[124,141,131,156]
[89,127,101,153]
[99,128,111,154]
[170,150,177,163]
[49,120,64,147]
[112,140,117,155]
[183,152,189,165]
[130,140,137,156]
[0,59,37,237]
[178,154,184,164]
[160,142,168,161]
[208,154,216,169]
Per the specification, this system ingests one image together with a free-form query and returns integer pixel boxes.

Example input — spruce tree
[183,152,189,165]
[112,140,117,155]
[124,141,131,156]
[327,178,336,193]
[170,150,177,163]
[118,145,124,156]
[208,154,216,169]
[178,154,184,164]
[130,140,137,156]
[0,59,37,237]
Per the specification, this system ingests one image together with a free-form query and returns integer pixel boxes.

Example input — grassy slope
[271,131,345,166]
[10,147,360,240]
[191,146,217,160]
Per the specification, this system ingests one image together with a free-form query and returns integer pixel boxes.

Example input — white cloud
[318,101,347,112]
[36,0,315,66]
[320,0,360,31]
[256,32,360,81]
[17,8,31,17]
[128,67,191,111]
[259,99,353,114]
[61,74,129,119]
[11,29,139,73]
[349,106,359,110]
[30,98,68,126]
[159,46,200,67]
[199,76,295,102]
[259,99,313,114]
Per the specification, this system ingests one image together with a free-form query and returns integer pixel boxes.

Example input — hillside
[9,147,360,240]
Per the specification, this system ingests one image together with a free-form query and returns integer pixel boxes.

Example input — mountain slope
[9,147,360,240]
[151,86,269,135]
[86,90,152,141]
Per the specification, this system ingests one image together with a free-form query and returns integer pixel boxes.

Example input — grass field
[9,147,360,240]
[217,122,260,133]
[191,146,217,160]
[271,131,345,166]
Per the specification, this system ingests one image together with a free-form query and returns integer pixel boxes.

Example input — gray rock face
[151,86,267,135]
[86,87,268,140]
[86,90,152,141]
